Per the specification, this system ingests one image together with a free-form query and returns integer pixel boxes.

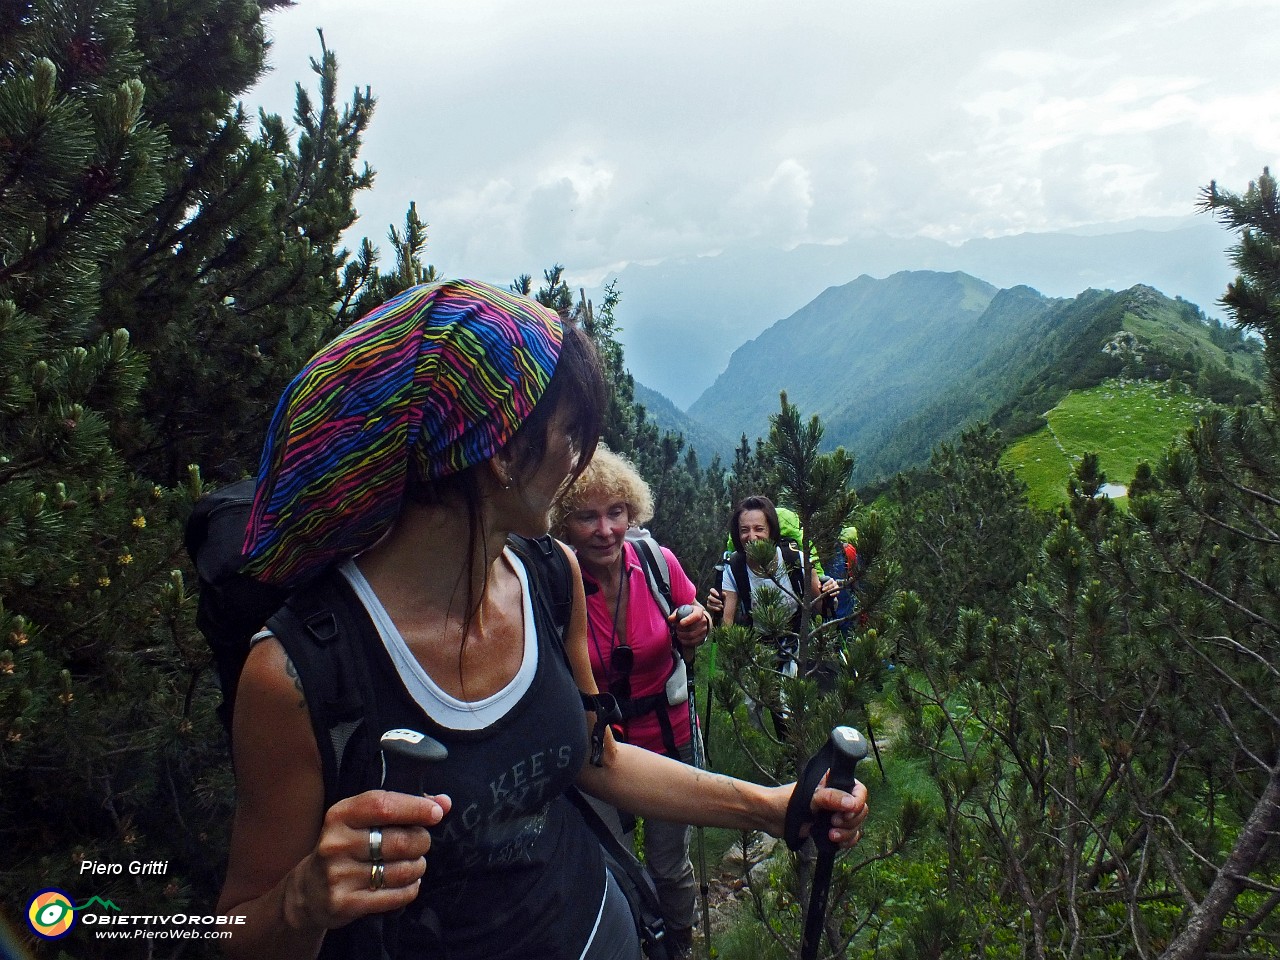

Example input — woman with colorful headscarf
[216,280,868,960]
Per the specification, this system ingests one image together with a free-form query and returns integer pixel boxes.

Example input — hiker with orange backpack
[828,526,861,636]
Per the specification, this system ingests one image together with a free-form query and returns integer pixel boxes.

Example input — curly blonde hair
[552,445,654,535]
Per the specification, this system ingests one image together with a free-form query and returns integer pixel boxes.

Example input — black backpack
[183,483,673,960]
[183,478,286,738]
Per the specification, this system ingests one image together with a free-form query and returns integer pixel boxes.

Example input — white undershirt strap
[339,548,538,731]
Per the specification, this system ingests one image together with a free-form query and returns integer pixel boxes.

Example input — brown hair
[729,495,781,554]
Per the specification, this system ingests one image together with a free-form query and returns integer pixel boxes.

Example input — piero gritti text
[80,859,170,876]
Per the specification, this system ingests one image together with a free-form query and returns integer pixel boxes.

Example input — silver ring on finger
[368,826,383,862]
[370,861,386,891]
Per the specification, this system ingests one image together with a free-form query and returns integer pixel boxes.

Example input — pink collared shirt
[580,540,697,752]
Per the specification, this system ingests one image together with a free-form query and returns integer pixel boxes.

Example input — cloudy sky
[249,0,1279,385]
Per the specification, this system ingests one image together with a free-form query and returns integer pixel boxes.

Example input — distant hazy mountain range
[637,269,1262,485]
[631,381,738,467]
[593,216,1236,411]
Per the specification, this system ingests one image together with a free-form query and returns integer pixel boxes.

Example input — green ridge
[1003,379,1213,509]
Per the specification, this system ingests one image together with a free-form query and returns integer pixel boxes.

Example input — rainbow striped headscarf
[241,279,563,586]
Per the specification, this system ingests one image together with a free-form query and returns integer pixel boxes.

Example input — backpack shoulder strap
[507,535,621,766]
[780,537,807,596]
[630,535,674,617]
[266,571,382,811]
[729,550,752,620]
[263,569,433,960]
[506,534,571,638]
[564,786,672,959]
[624,535,684,760]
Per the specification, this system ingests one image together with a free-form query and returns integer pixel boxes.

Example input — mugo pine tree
[1,3,386,954]
[710,393,917,959]
[883,169,1280,958]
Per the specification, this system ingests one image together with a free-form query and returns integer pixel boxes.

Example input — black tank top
[333,557,606,959]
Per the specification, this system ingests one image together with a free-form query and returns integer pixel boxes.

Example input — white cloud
[248,0,1280,283]
[726,159,814,243]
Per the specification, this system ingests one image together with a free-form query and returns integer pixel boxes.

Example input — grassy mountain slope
[1003,380,1213,509]
[989,285,1263,440]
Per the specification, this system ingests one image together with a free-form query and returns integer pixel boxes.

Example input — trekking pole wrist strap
[784,738,841,852]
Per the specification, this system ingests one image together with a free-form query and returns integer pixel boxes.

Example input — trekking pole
[799,727,867,960]
[376,730,448,955]
[673,604,714,960]
[701,629,716,768]
[701,589,721,770]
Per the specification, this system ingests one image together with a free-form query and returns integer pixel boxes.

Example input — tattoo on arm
[283,655,306,709]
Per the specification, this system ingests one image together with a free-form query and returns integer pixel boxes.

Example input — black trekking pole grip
[825,726,865,794]
[374,729,448,954]
[672,603,697,662]
[799,726,867,960]
[380,728,448,793]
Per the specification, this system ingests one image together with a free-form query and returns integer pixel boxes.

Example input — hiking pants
[643,814,695,938]
[644,738,696,938]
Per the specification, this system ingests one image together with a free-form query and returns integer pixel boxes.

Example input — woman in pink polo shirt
[553,446,712,959]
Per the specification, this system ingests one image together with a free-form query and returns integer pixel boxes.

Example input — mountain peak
[595,218,1234,408]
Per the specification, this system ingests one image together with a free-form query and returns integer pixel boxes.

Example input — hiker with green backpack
[211,280,868,960]
[703,496,840,739]
[712,497,838,630]
[553,446,713,959]
[705,499,836,629]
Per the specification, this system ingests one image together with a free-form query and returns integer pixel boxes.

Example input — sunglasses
[609,643,634,701]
